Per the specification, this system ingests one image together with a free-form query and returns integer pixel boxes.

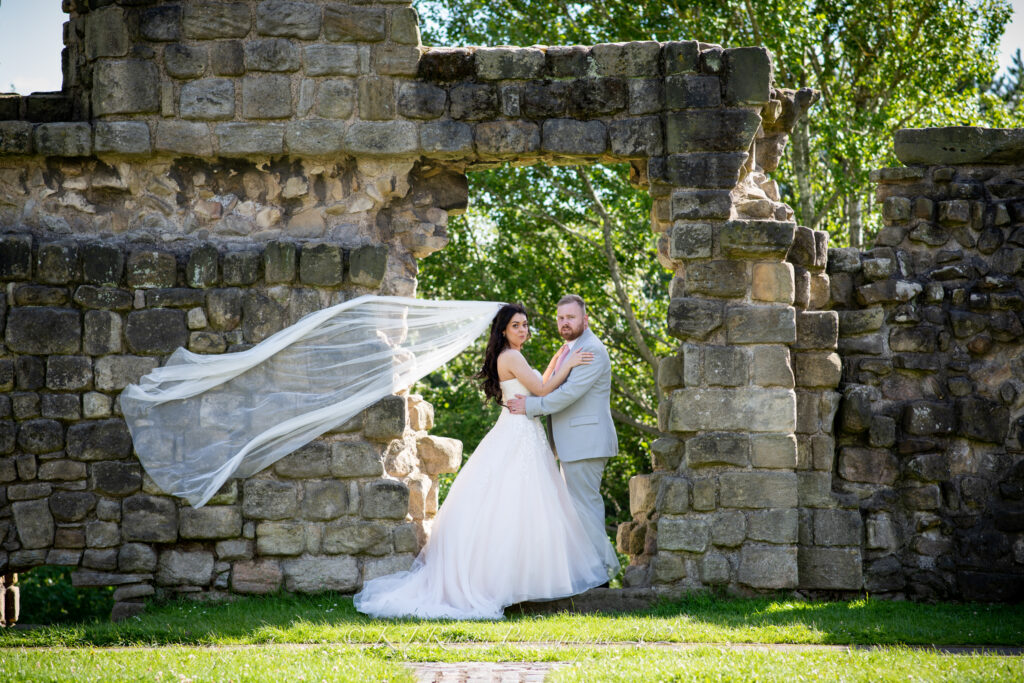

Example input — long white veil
[120,295,502,508]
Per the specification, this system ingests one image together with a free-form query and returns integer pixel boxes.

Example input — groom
[507,294,620,580]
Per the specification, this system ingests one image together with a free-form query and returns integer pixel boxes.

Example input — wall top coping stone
[893,127,1024,166]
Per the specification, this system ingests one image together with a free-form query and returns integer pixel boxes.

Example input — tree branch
[575,167,660,374]
[611,407,661,437]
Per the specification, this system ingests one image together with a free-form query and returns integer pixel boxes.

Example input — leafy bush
[16,566,114,624]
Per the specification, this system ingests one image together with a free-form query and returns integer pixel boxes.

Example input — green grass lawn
[2,593,1021,681]
[1,592,1022,648]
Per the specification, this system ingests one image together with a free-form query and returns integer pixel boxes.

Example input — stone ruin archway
[0,0,837,621]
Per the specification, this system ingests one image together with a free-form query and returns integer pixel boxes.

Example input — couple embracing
[353,295,620,620]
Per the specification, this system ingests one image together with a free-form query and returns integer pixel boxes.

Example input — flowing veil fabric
[120,295,502,508]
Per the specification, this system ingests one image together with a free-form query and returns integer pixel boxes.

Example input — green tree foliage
[419,0,1015,245]
[417,164,670,522]
[17,566,114,624]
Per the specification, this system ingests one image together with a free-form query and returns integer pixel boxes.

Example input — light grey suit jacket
[524,328,617,463]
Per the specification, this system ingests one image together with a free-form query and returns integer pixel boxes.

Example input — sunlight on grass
[1,593,1022,650]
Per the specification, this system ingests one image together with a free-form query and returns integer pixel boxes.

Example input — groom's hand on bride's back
[507,394,526,414]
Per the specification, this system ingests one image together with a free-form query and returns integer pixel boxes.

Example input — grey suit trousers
[561,457,618,577]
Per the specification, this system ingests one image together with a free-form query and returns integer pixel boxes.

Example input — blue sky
[0,0,1022,94]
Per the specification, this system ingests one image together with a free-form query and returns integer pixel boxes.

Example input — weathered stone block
[655,476,689,514]
[686,432,749,467]
[722,47,772,104]
[363,396,407,440]
[284,120,345,156]
[256,1,321,39]
[6,308,80,354]
[85,520,120,548]
[720,471,798,509]
[669,387,796,433]
[274,441,330,478]
[125,309,188,356]
[720,220,796,258]
[417,120,472,157]
[92,60,160,115]
[793,352,842,388]
[686,261,747,299]
[180,506,242,540]
[262,241,297,283]
[957,397,1009,443]
[838,447,898,485]
[157,549,214,586]
[255,521,305,555]
[669,222,712,259]
[629,473,661,519]
[122,494,178,543]
[217,123,286,155]
[416,435,462,476]
[657,517,709,552]
[712,510,746,547]
[13,499,54,549]
[141,4,181,41]
[303,480,348,521]
[34,123,92,157]
[751,262,795,303]
[127,250,177,289]
[243,480,298,520]
[750,434,797,469]
[542,119,607,155]
[45,356,92,392]
[298,243,344,286]
[91,461,142,497]
[155,120,214,156]
[671,189,732,220]
[240,75,293,119]
[324,5,384,42]
[661,153,748,189]
[592,41,661,77]
[94,121,151,156]
[662,41,700,75]
[651,551,687,584]
[241,290,286,343]
[182,3,251,39]
[903,401,956,436]
[164,43,207,79]
[726,305,796,344]
[667,297,723,341]
[747,509,799,544]
[664,108,761,153]
[17,419,63,454]
[650,436,685,471]
[795,311,839,350]
[180,79,236,120]
[281,555,359,593]
[813,509,862,546]
[798,546,862,590]
[567,77,628,117]
[475,47,545,79]
[93,356,158,392]
[361,479,409,519]
[665,74,721,108]
[475,121,540,156]
[304,44,359,76]
[232,559,283,594]
[50,491,96,522]
[0,120,33,154]
[344,121,417,155]
[738,545,798,589]
[323,520,390,555]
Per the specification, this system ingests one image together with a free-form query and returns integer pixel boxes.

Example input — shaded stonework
[828,127,1024,602]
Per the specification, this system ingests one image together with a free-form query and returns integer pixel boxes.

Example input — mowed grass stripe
[1,593,1021,648]
[1,643,1022,682]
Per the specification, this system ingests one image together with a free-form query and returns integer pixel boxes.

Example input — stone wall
[0,0,829,619]
[0,233,465,619]
[828,128,1024,602]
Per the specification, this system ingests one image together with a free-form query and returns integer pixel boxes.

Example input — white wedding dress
[353,372,612,620]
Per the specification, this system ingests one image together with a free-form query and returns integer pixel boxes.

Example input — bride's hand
[566,350,593,368]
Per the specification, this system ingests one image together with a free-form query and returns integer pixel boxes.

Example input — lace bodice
[500,369,542,404]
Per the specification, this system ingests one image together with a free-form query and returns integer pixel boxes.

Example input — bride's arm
[540,346,563,382]
[498,349,591,397]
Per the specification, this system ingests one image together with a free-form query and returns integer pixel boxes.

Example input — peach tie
[553,344,570,373]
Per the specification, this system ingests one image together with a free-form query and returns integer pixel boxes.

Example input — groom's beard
[560,322,585,341]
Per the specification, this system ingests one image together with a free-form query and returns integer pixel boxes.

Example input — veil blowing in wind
[120,295,502,507]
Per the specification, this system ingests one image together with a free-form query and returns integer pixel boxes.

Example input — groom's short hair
[557,294,586,314]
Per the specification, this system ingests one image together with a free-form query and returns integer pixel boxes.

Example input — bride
[353,303,613,620]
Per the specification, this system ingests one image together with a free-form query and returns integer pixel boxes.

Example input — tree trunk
[848,192,863,249]
[792,117,813,227]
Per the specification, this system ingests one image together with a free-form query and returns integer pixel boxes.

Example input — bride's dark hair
[475,303,529,405]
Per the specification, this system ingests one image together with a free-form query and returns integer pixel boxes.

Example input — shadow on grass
[1,591,1021,648]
